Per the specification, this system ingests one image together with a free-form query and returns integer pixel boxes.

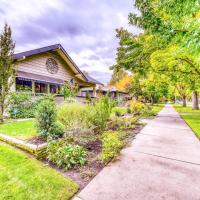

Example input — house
[81,83,127,102]
[12,44,97,103]
[80,73,104,98]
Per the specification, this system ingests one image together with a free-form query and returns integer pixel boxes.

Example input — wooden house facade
[12,44,97,102]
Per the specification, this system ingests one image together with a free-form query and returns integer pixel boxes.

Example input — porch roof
[17,71,64,84]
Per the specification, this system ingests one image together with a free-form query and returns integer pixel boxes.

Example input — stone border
[0,133,47,159]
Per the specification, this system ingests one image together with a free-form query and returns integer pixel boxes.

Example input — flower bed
[2,95,156,190]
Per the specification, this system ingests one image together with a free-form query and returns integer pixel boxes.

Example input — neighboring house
[97,86,128,101]
[81,83,127,101]
[80,73,104,98]
[12,44,97,103]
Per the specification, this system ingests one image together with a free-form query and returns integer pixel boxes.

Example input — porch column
[47,84,50,93]
[32,81,35,95]
[93,87,96,97]
[56,85,59,94]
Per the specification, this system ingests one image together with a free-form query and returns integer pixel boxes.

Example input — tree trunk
[150,96,154,105]
[0,105,4,124]
[192,91,199,110]
[173,95,176,104]
[182,96,187,107]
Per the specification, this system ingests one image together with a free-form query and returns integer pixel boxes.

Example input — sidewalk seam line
[133,150,200,166]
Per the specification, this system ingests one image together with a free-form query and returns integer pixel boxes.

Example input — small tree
[62,81,78,100]
[35,95,64,139]
[0,24,15,123]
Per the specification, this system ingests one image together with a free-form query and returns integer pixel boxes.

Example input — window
[35,82,48,93]
[16,78,32,92]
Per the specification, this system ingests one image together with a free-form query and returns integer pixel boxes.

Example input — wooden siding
[15,52,87,86]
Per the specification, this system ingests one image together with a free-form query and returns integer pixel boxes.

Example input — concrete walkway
[74,105,200,200]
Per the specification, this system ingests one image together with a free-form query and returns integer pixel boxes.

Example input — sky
[0,0,141,84]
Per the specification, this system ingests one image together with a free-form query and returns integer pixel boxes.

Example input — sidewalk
[74,105,200,200]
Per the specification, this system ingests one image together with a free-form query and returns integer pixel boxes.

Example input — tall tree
[0,24,15,123]
[111,0,200,108]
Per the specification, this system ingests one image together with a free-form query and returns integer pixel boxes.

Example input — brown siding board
[15,53,84,84]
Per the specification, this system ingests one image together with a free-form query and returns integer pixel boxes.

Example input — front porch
[12,71,97,102]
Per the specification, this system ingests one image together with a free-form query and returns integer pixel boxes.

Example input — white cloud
[0,0,142,84]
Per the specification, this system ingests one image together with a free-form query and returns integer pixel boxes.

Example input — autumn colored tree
[115,74,132,92]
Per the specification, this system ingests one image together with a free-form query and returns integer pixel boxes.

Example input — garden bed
[45,124,143,189]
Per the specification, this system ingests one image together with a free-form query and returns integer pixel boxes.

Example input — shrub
[127,107,131,114]
[57,103,97,144]
[35,96,64,138]
[141,106,155,117]
[47,139,88,169]
[100,131,123,163]
[119,117,138,130]
[93,96,114,131]
[58,103,94,130]
[62,82,76,100]
[112,107,127,117]
[8,92,35,118]
[108,115,138,131]
[128,101,145,115]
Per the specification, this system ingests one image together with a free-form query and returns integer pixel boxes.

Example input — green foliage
[58,103,94,131]
[8,92,35,118]
[58,96,114,138]
[47,139,87,169]
[93,96,114,131]
[140,106,155,118]
[112,107,127,116]
[119,117,137,130]
[128,101,145,115]
[57,103,97,145]
[100,131,123,163]
[62,82,78,100]
[110,0,200,107]
[85,91,92,103]
[35,96,64,138]
[109,115,138,131]
[0,23,15,123]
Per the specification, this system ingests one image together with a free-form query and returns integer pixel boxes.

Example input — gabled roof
[98,86,128,94]
[83,73,104,85]
[13,44,88,82]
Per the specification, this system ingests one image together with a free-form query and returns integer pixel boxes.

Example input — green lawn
[0,142,78,200]
[112,107,128,115]
[0,119,37,140]
[151,104,165,115]
[174,105,200,138]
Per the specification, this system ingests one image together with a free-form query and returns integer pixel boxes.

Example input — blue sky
[0,0,141,84]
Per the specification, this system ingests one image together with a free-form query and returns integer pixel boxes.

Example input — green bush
[128,101,145,115]
[8,92,35,118]
[112,107,127,117]
[47,139,88,169]
[119,117,138,130]
[100,131,123,163]
[141,106,155,117]
[58,103,94,130]
[108,115,138,131]
[93,96,114,131]
[35,96,64,138]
